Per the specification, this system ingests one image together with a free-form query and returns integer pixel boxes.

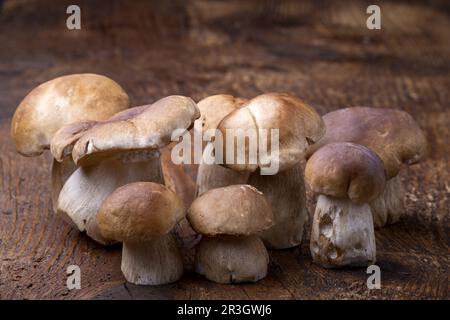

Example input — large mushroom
[97,182,185,285]
[10,73,130,209]
[305,142,386,268]
[306,107,427,227]
[188,184,274,283]
[50,95,200,244]
[197,93,325,249]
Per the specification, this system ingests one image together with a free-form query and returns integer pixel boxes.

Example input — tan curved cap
[306,107,427,179]
[11,73,130,156]
[71,95,200,166]
[195,94,247,135]
[188,184,274,236]
[51,121,98,162]
[217,93,325,172]
[305,142,386,203]
[50,105,149,162]
[97,182,185,243]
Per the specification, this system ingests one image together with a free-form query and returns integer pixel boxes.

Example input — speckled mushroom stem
[121,233,184,285]
[248,165,307,249]
[195,235,269,284]
[370,175,404,228]
[310,195,376,268]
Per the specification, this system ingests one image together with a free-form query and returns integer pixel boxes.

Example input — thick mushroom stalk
[370,175,404,227]
[188,185,274,284]
[248,165,307,248]
[195,235,269,284]
[306,106,427,227]
[310,195,376,267]
[305,143,386,268]
[97,182,186,285]
[122,234,184,285]
[196,154,250,195]
[50,96,200,244]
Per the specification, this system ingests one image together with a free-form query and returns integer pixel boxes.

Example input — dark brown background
[0,0,448,299]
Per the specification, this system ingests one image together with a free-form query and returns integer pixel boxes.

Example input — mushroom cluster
[51,95,199,244]
[306,107,428,228]
[10,74,427,285]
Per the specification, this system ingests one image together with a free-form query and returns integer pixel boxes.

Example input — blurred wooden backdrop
[0,0,448,299]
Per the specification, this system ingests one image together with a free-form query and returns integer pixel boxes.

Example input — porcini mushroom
[194,94,249,195]
[197,93,325,249]
[306,107,427,227]
[51,96,200,244]
[97,182,185,285]
[10,73,130,210]
[188,184,274,283]
[305,142,386,268]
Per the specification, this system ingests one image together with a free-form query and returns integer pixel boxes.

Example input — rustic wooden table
[0,0,448,299]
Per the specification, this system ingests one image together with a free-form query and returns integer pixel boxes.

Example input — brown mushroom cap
[71,95,200,166]
[305,142,386,203]
[51,121,99,162]
[97,182,185,243]
[306,107,427,179]
[217,93,325,172]
[188,184,274,236]
[195,94,247,135]
[11,74,130,156]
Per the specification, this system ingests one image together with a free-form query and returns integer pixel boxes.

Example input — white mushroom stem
[51,157,77,220]
[248,165,307,249]
[121,233,184,285]
[57,151,163,245]
[310,195,376,268]
[195,235,269,284]
[370,175,404,228]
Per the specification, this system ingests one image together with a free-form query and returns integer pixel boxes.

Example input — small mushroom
[10,73,130,210]
[188,184,274,283]
[306,107,427,227]
[97,182,185,285]
[51,95,200,244]
[197,93,325,249]
[305,142,386,268]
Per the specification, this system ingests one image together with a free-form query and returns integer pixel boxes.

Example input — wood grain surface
[0,0,448,299]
